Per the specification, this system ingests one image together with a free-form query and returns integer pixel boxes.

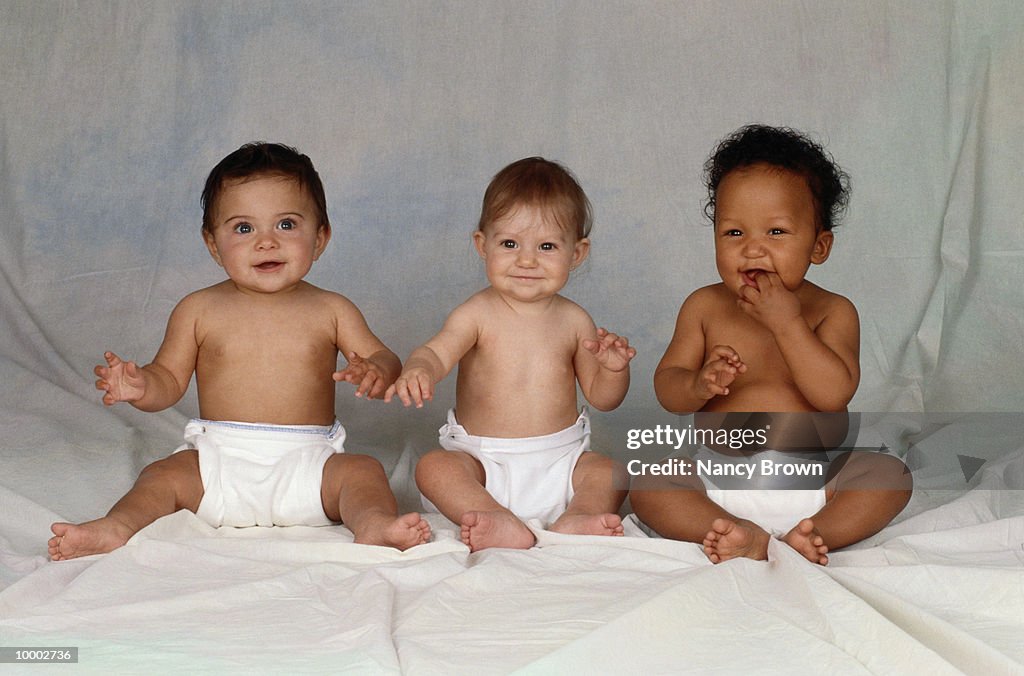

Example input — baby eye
[539,242,556,251]
[769,227,786,236]
[278,219,296,230]
[722,229,742,237]
[233,222,253,234]
[500,239,517,249]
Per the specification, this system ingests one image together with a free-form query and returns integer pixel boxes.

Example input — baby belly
[700,380,818,415]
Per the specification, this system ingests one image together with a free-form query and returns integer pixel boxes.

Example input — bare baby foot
[460,510,536,552]
[353,512,432,551]
[702,518,770,563]
[48,518,134,561]
[549,512,624,537]
[782,518,829,565]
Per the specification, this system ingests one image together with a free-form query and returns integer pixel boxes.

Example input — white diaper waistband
[439,408,590,456]
[182,418,346,450]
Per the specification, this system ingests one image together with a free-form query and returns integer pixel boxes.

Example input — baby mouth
[255,261,284,271]
[741,269,769,287]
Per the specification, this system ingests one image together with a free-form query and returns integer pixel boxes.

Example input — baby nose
[516,249,537,266]
[255,231,279,249]
[742,237,766,257]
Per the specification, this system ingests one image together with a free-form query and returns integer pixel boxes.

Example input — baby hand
[333,352,388,399]
[582,328,637,372]
[695,345,747,400]
[384,367,434,408]
[737,272,801,331]
[94,351,146,405]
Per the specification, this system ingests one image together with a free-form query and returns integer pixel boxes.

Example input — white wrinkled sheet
[2,1,1023,673]
[2,456,1022,674]
[2,403,1022,673]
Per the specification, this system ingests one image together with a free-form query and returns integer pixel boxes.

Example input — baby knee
[141,451,198,480]
[415,449,481,487]
[137,451,202,506]
[414,449,447,484]
[335,453,386,480]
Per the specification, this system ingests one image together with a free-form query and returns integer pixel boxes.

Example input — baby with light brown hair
[387,157,635,551]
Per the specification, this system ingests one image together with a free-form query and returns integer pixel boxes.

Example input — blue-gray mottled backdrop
[1,3,1022,498]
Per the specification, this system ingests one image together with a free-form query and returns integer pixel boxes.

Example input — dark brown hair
[201,142,328,234]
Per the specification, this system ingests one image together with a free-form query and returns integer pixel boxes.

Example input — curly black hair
[703,125,850,231]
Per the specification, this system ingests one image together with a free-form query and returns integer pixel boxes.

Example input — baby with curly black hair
[631,125,911,565]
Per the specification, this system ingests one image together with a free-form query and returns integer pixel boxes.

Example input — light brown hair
[478,157,592,239]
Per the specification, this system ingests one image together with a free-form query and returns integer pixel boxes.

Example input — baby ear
[811,230,834,265]
[472,230,487,259]
[571,237,591,270]
[203,229,224,267]
[313,223,332,260]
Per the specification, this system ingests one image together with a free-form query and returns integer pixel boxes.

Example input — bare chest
[473,319,577,382]
[197,308,338,379]
[455,318,582,436]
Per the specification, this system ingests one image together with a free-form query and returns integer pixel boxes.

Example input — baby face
[473,203,589,305]
[713,163,833,296]
[204,175,329,296]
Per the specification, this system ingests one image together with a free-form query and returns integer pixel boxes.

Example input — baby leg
[49,450,204,561]
[550,451,627,536]
[631,470,770,562]
[415,449,534,552]
[321,453,430,551]
[803,451,913,553]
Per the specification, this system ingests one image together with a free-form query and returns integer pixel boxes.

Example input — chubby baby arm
[385,302,480,408]
[385,349,443,408]
[774,297,860,411]
[95,297,199,412]
[333,349,402,399]
[654,291,746,413]
[328,293,402,399]
[739,274,859,411]
[577,327,636,411]
[655,345,747,413]
[94,351,191,413]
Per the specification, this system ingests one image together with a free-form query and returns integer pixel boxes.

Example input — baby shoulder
[548,296,598,333]
[555,294,592,318]
[685,283,729,306]
[811,286,859,322]
[676,283,728,322]
[441,292,492,333]
[172,285,221,319]
[159,288,217,346]
[303,285,362,317]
